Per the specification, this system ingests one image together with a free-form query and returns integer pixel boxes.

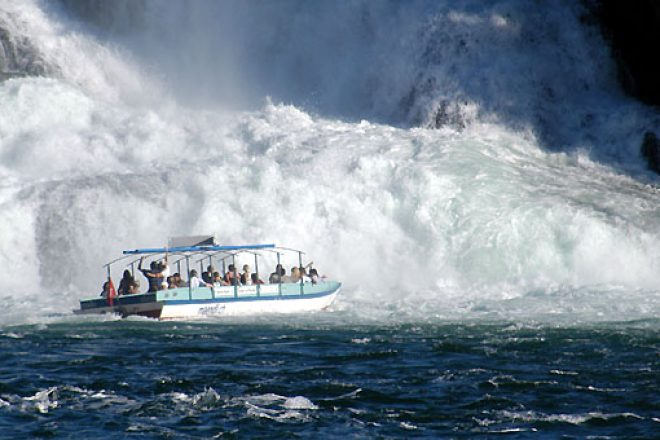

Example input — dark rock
[399,77,469,130]
[0,25,48,79]
[641,131,660,174]
[432,101,467,131]
[593,0,660,107]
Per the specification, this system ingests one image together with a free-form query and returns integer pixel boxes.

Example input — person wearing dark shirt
[202,265,215,284]
[251,273,264,285]
[269,264,283,284]
[138,257,165,292]
[118,269,138,295]
[224,264,240,286]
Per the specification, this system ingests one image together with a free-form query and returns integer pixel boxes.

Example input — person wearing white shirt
[160,259,170,290]
[189,269,210,288]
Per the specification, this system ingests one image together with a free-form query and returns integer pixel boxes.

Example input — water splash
[0,1,659,326]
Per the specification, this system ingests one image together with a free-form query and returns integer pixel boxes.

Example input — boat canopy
[168,234,217,248]
[123,243,276,255]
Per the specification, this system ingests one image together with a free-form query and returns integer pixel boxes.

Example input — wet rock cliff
[594,0,660,173]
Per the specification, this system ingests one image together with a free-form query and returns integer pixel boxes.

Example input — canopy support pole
[232,254,238,298]
[254,253,259,297]
[298,251,303,295]
[277,252,282,297]
[186,256,191,300]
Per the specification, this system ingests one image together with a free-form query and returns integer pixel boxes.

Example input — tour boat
[75,237,341,320]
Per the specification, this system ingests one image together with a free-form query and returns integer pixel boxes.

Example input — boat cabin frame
[104,243,313,300]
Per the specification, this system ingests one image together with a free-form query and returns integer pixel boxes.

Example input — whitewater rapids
[0,0,659,326]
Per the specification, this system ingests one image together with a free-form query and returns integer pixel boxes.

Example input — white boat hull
[159,290,338,319]
[77,282,341,320]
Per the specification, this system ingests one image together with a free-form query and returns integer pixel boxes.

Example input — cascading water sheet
[0,0,659,326]
[1,2,659,438]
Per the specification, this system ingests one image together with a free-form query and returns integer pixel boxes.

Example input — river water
[1,1,659,437]
[1,317,658,438]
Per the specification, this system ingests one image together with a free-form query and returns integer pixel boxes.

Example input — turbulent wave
[0,0,659,326]
[48,0,659,160]
[1,321,658,437]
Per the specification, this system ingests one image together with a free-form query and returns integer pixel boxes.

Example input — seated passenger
[241,264,252,285]
[280,268,293,283]
[101,278,117,301]
[299,267,312,283]
[189,269,211,288]
[309,268,323,284]
[290,267,301,283]
[167,276,177,289]
[251,273,264,284]
[100,280,110,297]
[224,264,240,286]
[173,273,187,287]
[212,271,225,286]
[118,270,138,295]
[269,264,283,284]
[202,265,215,284]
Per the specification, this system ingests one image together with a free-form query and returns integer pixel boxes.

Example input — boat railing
[145,280,336,303]
[97,243,323,302]
[82,279,338,304]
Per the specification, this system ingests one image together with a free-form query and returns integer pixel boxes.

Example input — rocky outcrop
[641,131,660,174]
[591,2,660,175]
[399,77,471,131]
[0,25,48,80]
[594,0,660,107]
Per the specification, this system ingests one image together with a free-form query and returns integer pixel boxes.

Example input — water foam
[48,0,659,164]
[0,1,659,326]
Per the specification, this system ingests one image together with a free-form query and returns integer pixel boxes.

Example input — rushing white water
[0,0,659,326]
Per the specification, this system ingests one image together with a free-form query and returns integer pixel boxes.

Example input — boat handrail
[273,246,306,255]
[190,248,301,266]
[103,244,312,286]
[103,251,198,269]
[103,254,135,268]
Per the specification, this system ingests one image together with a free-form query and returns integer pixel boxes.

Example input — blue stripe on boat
[122,243,276,255]
[160,289,336,305]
